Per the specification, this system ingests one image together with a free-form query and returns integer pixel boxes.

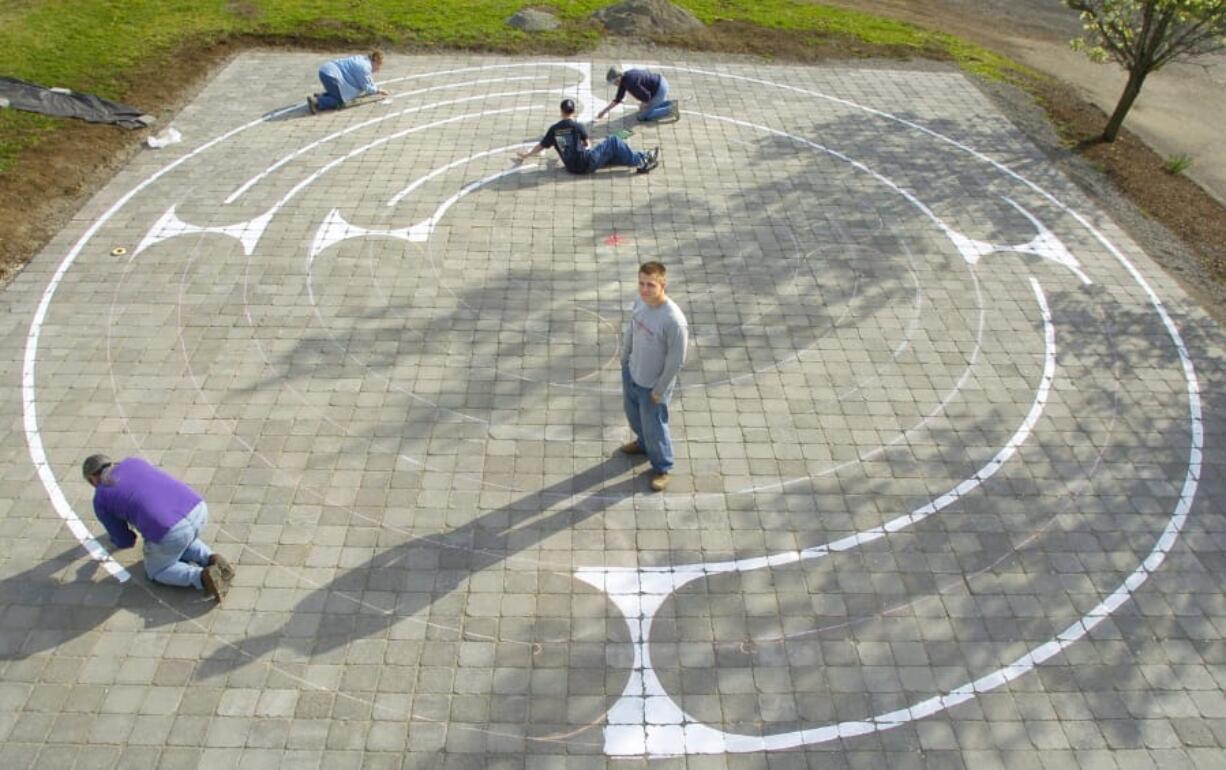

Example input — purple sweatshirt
[93,458,203,547]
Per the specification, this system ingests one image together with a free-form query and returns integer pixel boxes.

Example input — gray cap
[606,66,622,84]
[82,454,113,479]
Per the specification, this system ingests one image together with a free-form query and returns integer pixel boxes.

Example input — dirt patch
[654,19,950,62]
[816,0,1080,47]
[1025,76,1226,324]
[0,36,245,286]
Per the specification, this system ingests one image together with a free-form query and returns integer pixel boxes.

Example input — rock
[508,9,561,32]
[593,0,705,36]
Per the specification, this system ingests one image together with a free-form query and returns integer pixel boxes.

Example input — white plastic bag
[146,127,182,149]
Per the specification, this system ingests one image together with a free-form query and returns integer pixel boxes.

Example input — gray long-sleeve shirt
[622,297,688,397]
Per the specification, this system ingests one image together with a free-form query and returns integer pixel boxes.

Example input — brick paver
[0,50,1224,767]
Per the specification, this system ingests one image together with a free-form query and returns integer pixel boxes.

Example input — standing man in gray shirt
[621,261,688,491]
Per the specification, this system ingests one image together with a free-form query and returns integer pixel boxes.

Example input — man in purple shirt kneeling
[84,454,235,602]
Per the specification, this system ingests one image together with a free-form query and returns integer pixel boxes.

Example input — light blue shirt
[319,55,377,104]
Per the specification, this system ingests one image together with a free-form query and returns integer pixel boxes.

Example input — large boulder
[593,0,705,36]
[508,9,561,32]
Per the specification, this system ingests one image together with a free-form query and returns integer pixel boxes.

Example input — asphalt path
[821,0,1226,204]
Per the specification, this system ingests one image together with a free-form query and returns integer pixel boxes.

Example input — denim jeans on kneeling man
[143,501,213,590]
[315,72,345,111]
[638,75,673,121]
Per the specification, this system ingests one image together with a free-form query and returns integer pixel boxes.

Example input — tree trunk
[1102,66,1149,143]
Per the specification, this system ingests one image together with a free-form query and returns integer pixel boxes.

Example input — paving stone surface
[1,50,1225,768]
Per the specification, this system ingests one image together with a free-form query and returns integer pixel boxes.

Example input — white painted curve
[21,104,298,581]
[575,65,1205,756]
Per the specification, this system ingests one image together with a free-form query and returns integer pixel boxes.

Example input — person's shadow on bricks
[195,453,642,679]
[0,547,215,660]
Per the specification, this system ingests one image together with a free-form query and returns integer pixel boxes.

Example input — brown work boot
[201,564,228,603]
[620,440,645,455]
[650,472,671,492]
[208,553,236,582]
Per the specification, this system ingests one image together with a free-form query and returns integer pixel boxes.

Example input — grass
[1165,153,1193,175]
[0,0,1025,172]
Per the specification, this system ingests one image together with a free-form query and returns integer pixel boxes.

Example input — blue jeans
[623,364,674,474]
[639,76,673,122]
[144,502,213,590]
[315,71,344,111]
[585,136,647,173]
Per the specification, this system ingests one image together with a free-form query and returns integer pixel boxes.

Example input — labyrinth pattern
[1,53,1224,767]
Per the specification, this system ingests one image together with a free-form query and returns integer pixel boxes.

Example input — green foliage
[0,112,58,174]
[1066,0,1226,71]
[1165,153,1194,173]
[1065,1,1226,139]
[0,1,1024,172]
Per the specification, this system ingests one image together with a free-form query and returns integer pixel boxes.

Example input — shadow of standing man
[196,453,644,678]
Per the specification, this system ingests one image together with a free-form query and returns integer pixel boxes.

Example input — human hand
[650,392,662,404]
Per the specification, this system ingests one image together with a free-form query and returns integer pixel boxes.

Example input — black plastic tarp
[0,76,153,129]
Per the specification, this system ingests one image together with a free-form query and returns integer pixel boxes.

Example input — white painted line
[391,163,531,243]
[589,277,1058,755]
[309,148,535,256]
[139,100,542,260]
[378,61,591,89]
[23,104,298,581]
[587,66,1204,757]
[24,61,1205,754]
[358,115,953,461]
[386,142,534,207]
[225,80,541,204]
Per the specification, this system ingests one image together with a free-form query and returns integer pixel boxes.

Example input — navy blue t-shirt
[614,69,662,103]
[541,118,591,174]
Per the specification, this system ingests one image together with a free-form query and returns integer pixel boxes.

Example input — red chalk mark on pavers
[604,233,627,246]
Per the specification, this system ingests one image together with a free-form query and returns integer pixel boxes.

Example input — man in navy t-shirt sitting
[517,99,660,175]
